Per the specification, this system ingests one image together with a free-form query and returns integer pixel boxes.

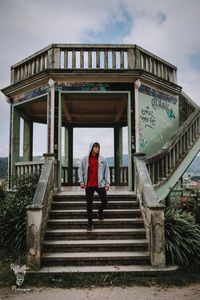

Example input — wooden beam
[114,98,127,122]
[62,102,72,122]
[70,113,116,118]
[18,108,33,121]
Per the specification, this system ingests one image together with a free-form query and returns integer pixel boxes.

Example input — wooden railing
[61,166,128,186]
[11,44,177,84]
[146,108,200,186]
[135,155,165,267]
[15,160,44,176]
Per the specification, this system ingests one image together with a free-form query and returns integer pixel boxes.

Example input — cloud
[122,0,200,104]
[0,0,200,157]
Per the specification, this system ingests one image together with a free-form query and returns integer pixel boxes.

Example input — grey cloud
[0,0,200,157]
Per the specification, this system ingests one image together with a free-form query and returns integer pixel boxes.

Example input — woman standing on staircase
[78,142,110,232]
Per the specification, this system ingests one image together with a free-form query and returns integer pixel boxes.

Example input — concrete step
[49,209,141,219]
[47,218,144,229]
[53,194,137,202]
[43,239,148,252]
[31,265,178,274]
[51,200,138,210]
[42,251,150,266]
[45,228,146,240]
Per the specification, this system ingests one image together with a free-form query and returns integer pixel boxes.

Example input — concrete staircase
[41,193,151,271]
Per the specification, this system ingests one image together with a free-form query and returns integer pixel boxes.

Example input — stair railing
[134,154,165,267]
[179,91,199,123]
[146,107,200,186]
[26,153,58,270]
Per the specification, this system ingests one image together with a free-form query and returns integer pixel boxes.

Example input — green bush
[165,207,200,266]
[0,173,39,259]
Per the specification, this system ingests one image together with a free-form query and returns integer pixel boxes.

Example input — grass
[1,259,200,289]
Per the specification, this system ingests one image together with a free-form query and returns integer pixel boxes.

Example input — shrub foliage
[165,206,200,266]
[0,173,39,259]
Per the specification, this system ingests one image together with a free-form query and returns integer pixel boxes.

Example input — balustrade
[61,166,128,186]
[15,160,44,177]
[11,44,177,84]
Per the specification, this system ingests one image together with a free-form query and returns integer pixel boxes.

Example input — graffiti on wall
[140,106,156,129]
[151,97,175,120]
[138,84,179,156]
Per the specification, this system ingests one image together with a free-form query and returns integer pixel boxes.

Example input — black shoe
[87,224,94,232]
[97,211,104,221]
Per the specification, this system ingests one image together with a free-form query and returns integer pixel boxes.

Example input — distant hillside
[106,155,128,166]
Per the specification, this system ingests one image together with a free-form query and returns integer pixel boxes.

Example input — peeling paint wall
[138,84,179,156]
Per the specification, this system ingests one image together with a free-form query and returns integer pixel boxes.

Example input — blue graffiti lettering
[166,108,175,120]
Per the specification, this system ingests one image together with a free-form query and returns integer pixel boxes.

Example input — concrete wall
[138,84,179,156]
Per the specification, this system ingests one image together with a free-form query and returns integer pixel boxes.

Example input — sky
[0,0,200,158]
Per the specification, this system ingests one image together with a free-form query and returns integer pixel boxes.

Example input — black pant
[85,187,108,226]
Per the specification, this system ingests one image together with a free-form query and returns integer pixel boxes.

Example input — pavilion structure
[1,44,200,272]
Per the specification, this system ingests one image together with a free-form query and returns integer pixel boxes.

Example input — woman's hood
[88,142,100,156]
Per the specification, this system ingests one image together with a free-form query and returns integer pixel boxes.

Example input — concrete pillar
[114,125,123,185]
[11,106,20,178]
[23,119,33,161]
[65,126,73,185]
[127,91,133,191]
[48,79,55,154]
[64,126,69,165]
[8,103,12,185]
